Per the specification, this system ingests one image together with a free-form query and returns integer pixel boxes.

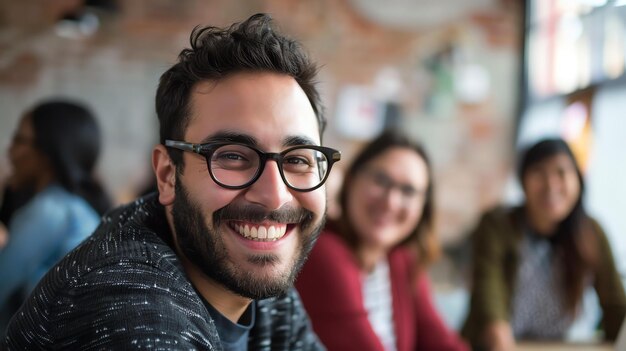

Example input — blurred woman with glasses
[296,130,469,351]
[0,99,111,332]
[462,138,626,351]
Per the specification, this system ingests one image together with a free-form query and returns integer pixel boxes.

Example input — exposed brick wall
[0,0,522,244]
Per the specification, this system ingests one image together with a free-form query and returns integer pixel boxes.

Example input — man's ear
[152,144,177,206]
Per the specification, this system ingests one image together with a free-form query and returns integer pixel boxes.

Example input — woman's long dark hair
[518,138,597,314]
[30,100,111,215]
[337,129,439,267]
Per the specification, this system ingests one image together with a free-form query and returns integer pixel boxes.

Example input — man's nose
[244,160,294,210]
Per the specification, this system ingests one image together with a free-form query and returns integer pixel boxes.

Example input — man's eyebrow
[199,132,319,148]
[200,131,258,146]
[283,135,319,147]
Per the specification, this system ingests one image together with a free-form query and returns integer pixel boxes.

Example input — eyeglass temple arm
[165,140,201,153]
[332,151,341,161]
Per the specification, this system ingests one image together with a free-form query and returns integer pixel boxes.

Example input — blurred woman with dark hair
[296,130,468,351]
[462,138,626,351]
[0,100,111,327]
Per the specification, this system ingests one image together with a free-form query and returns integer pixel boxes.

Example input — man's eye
[283,157,316,174]
[218,153,245,161]
[212,152,255,171]
[285,157,312,165]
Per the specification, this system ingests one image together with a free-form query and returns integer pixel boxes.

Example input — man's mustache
[213,203,314,226]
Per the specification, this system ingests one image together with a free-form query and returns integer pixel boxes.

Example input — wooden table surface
[516,342,613,351]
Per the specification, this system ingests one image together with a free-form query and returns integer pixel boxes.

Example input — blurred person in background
[0,167,35,336]
[462,138,626,351]
[296,130,469,351]
[0,174,35,249]
[0,100,111,333]
[0,185,34,227]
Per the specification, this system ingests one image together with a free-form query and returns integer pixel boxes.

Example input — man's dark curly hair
[156,13,325,168]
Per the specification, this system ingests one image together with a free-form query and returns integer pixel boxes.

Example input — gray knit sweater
[2,194,324,350]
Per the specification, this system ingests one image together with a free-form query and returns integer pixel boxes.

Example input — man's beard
[171,180,324,300]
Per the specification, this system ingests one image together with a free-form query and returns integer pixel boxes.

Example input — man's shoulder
[27,195,190,303]
[4,196,218,349]
[14,194,193,316]
[64,195,173,266]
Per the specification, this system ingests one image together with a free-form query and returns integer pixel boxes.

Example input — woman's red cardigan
[296,230,469,351]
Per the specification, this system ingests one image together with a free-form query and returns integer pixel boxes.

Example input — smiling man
[3,14,340,350]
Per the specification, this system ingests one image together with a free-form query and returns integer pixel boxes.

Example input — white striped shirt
[363,259,397,351]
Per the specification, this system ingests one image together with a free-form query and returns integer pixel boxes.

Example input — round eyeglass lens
[210,144,261,187]
[282,147,328,190]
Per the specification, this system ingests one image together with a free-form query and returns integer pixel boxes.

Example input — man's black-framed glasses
[165,140,341,192]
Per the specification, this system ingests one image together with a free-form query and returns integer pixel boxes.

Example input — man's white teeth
[258,226,267,239]
[234,224,287,241]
